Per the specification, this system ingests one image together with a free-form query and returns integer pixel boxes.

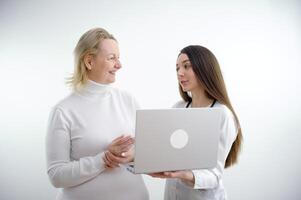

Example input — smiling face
[176,53,201,93]
[87,39,121,84]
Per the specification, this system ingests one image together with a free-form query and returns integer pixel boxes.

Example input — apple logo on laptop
[170,129,189,149]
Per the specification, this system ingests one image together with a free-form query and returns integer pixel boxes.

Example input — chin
[181,86,190,92]
[109,75,116,82]
[105,76,115,83]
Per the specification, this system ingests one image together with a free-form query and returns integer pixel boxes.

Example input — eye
[176,67,179,71]
[184,63,191,69]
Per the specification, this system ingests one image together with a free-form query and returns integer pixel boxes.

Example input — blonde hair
[66,28,116,90]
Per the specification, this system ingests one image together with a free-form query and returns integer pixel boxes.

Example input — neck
[87,77,108,85]
[190,89,213,107]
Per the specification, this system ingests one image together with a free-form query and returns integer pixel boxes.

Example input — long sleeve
[45,108,106,188]
[191,107,238,189]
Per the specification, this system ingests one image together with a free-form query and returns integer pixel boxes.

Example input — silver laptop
[125,108,222,174]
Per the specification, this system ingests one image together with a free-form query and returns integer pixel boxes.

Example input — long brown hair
[179,45,242,168]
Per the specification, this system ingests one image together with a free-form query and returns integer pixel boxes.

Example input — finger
[108,151,131,164]
[119,138,134,148]
[103,153,114,169]
[113,143,132,154]
[119,152,133,162]
[104,163,113,169]
[104,153,116,168]
[119,142,134,152]
[149,172,164,176]
[163,172,173,178]
[120,138,134,147]
[148,173,168,178]
[108,142,130,154]
[106,152,120,167]
[164,171,182,178]
[112,135,125,142]
[121,150,132,157]
[120,147,134,158]
[148,173,161,176]
[109,141,134,156]
[114,135,133,145]
[113,138,132,148]
[105,152,120,168]
[107,145,120,156]
[106,151,123,164]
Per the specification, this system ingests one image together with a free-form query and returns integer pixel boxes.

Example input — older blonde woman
[46,28,149,200]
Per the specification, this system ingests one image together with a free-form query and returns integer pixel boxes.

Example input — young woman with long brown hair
[151,45,242,200]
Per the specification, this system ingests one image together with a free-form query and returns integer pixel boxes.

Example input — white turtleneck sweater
[46,80,149,200]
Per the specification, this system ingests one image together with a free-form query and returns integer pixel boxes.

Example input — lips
[109,71,116,75]
[180,80,189,86]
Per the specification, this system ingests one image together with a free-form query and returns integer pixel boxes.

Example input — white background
[0,0,300,199]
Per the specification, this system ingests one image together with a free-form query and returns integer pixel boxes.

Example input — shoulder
[111,87,135,101]
[172,100,189,108]
[112,87,133,97]
[111,87,140,109]
[49,92,82,119]
[214,102,234,119]
[52,92,77,111]
[214,102,238,131]
[47,95,75,125]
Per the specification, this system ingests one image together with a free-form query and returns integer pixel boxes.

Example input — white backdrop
[0,0,300,199]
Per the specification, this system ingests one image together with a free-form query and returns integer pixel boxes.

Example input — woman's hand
[107,135,134,156]
[103,135,135,169]
[149,170,195,187]
[104,147,134,168]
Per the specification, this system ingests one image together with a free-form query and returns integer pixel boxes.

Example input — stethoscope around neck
[185,99,216,108]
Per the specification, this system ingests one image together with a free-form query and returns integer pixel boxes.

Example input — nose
[177,68,184,77]
[114,59,122,69]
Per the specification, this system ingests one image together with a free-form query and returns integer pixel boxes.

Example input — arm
[46,108,106,188]
[192,108,238,189]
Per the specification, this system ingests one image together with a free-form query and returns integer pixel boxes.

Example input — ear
[84,54,94,70]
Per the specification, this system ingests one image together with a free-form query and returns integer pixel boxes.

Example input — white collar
[77,80,112,98]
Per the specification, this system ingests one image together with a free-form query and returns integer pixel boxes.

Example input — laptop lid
[132,108,222,174]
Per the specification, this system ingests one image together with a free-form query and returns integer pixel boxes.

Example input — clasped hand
[103,135,134,169]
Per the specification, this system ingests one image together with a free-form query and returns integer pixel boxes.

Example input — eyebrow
[106,53,119,57]
[176,59,190,66]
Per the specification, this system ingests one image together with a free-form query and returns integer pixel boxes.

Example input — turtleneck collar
[77,79,112,98]
[86,79,112,93]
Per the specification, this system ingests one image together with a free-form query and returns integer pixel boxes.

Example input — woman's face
[88,39,121,84]
[176,53,200,92]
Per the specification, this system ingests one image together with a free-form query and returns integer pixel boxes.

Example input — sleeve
[45,107,106,188]
[129,94,140,136]
[191,107,238,189]
[131,94,141,110]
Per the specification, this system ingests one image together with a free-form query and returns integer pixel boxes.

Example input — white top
[46,80,149,200]
[164,100,238,200]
